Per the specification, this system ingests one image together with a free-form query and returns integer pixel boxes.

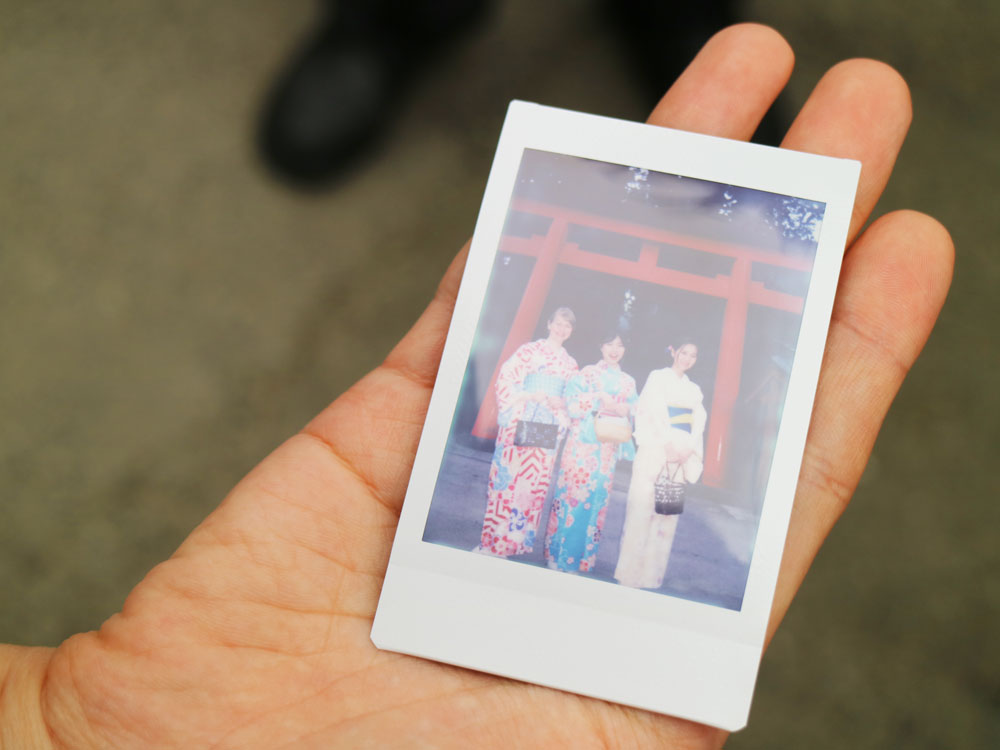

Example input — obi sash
[667,405,693,433]
[523,371,567,398]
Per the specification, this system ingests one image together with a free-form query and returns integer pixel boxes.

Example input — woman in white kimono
[614,340,707,589]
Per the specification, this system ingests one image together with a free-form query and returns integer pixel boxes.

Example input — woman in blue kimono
[544,332,638,573]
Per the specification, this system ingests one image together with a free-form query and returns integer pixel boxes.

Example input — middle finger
[647,23,794,140]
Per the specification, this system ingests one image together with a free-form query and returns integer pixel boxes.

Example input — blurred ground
[1,0,997,746]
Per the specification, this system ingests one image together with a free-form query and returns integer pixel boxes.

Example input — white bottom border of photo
[371,563,761,732]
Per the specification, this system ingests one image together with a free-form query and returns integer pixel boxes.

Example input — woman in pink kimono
[614,340,707,589]
[478,308,579,557]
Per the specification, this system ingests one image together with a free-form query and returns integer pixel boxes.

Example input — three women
[478,313,706,590]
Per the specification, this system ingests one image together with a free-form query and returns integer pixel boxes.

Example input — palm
[40,26,951,749]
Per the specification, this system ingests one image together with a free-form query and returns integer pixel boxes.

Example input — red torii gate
[471,198,809,487]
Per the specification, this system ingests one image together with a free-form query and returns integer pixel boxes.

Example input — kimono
[479,339,578,557]
[545,361,637,573]
[614,367,707,589]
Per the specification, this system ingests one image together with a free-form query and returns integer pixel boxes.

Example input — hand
[5,25,951,749]
[599,398,629,418]
[517,391,543,405]
[668,445,695,465]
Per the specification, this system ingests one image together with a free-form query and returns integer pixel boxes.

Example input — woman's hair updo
[548,306,576,325]
[667,337,697,359]
[600,329,630,347]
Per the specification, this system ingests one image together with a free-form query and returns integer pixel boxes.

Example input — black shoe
[600,0,787,146]
[258,1,490,187]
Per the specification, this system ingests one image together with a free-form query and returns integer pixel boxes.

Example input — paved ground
[1,1,997,747]
[424,442,755,610]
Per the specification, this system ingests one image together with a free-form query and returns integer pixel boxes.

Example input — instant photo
[372,102,860,730]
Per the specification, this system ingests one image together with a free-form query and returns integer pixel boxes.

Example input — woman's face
[673,343,698,372]
[600,336,625,365]
[547,314,573,344]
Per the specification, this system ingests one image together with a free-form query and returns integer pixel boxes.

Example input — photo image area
[422,148,825,611]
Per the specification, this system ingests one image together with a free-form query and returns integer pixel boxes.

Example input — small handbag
[514,419,559,449]
[513,400,559,450]
[593,411,632,443]
[653,463,686,515]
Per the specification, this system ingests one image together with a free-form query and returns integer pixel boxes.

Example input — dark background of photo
[1,2,996,748]
[425,147,814,606]
[449,149,816,517]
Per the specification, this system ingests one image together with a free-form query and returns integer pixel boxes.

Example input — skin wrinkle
[226,478,396,617]
[353,370,433,428]
[268,678,501,749]
[148,599,346,657]
[38,669,64,750]
[150,585,348,623]
[240,468,382,546]
[310,381,427,451]
[586,695,722,750]
[829,306,911,378]
[203,501,303,572]
[206,657,419,750]
[418,688,539,750]
[122,569,345,654]
[203,673,358,750]
[46,639,122,750]
[6,650,68,750]
[841,212,955,350]
[150,558,262,607]
[797,449,859,518]
[225,525,276,572]
[295,430,401,519]
[82,639,282,750]
[238,480,387,579]
[377,356,439,392]
[269,520,386,583]
[104,589,210,652]
[0,656,9,724]
[582,695,642,750]
[297,414,425,519]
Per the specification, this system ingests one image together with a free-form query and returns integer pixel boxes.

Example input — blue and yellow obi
[667,405,694,433]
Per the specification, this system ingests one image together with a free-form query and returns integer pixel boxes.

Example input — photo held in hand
[372,101,861,731]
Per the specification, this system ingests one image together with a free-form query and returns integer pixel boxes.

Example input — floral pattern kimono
[479,339,578,557]
[545,361,638,573]
[614,367,707,589]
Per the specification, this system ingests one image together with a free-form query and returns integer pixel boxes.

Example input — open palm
[26,25,952,749]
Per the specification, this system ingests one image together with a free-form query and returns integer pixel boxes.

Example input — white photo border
[372,101,860,731]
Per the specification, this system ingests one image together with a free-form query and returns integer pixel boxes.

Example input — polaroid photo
[371,101,860,731]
